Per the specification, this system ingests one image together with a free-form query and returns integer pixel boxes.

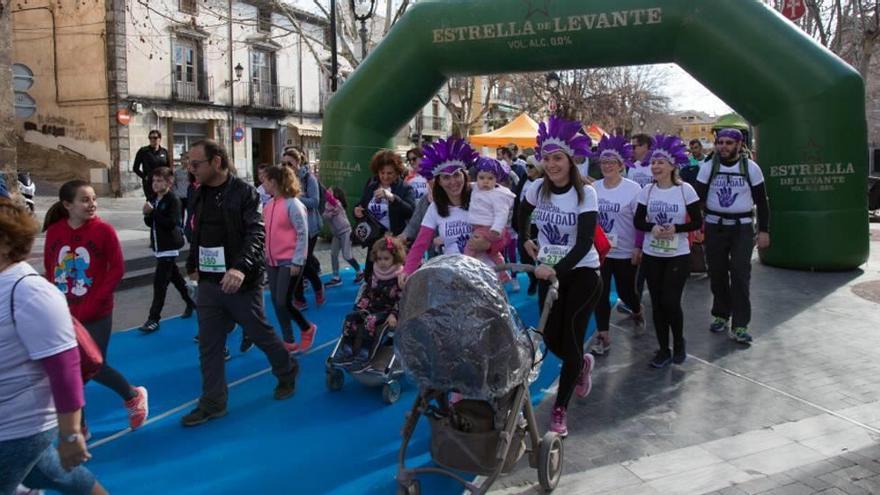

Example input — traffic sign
[233,127,245,142]
[116,109,131,126]
[782,0,805,21]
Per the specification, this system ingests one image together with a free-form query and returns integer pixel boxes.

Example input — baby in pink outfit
[465,157,515,268]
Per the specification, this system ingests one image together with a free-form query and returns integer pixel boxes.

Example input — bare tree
[436,76,504,138]
[506,66,671,136]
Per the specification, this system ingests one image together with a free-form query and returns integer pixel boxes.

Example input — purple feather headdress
[475,157,507,180]
[592,135,634,169]
[716,128,743,142]
[536,116,592,161]
[418,137,478,180]
[648,134,690,168]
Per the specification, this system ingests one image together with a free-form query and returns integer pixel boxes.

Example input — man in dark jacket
[133,130,169,200]
[182,139,298,426]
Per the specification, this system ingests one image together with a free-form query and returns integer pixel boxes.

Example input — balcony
[173,76,213,103]
[423,114,446,131]
[235,82,296,112]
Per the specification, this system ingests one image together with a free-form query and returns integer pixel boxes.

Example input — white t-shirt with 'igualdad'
[525,179,600,269]
[421,203,473,255]
[637,182,700,258]
[594,177,642,259]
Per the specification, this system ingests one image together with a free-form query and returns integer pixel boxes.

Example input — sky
[659,64,734,117]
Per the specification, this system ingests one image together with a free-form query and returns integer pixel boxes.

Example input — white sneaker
[590,338,610,356]
[510,278,521,292]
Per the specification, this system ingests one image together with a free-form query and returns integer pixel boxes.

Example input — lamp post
[545,71,560,117]
[350,0,377,61]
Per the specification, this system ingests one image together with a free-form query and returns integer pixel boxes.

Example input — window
[432,100,441,130]
[173,121,209,159]
[258,7,272,33]
[173,38,208,101]
[251,49,276,106]
[179,0,197,14]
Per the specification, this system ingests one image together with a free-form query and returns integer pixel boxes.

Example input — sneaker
[82,423,92,442]
[616,300,634,316]
[181,406,227,427]
[710,317,730,333]
[283,341,299,353]
[273,363,299,400]
[124,386,149,430]
[193,334,200,344]
[240,335,254,353]
[325,276,343,288]
[673,340,687,364]
[549,406,568,437]
[730,326,753,344]
[139,320,159,333]
[181,305,195,319]
[292,300,309,311]
[355,347,370,362]
[631,310,646,328]
[353,272,365,284]
[590,338,610,356]
[224,347,231,361]
[298,324,317,353]
[510,278,521,292]
[575,353,595,398]
[650,350,672,369]
[315,290,326,306]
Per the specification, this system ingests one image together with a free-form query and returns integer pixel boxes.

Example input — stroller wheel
[326,369,344,391]
[396,480,420,495]
[537,432,564,491]
[382,381,401,404]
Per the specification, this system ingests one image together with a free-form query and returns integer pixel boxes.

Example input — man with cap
[695,128,770,344]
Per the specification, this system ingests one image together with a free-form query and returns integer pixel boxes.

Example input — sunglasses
[407,157,418,162]
[715,139,738,146]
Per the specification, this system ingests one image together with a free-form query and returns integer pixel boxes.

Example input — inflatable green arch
[319,0,869,271]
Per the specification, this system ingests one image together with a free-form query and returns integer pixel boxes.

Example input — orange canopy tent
[468,113,539,149]
[584,123,608,144]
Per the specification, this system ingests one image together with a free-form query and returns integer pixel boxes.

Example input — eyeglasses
[149,135,160,140]
[190,158,210,167]
[715,139,738,146]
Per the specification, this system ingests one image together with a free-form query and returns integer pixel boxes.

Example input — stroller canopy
[396,255,536,400]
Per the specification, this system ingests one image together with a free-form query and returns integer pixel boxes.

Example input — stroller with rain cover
[394,255,563,494]
[325,283,406,404]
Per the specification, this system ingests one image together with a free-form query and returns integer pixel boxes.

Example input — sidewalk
[487,224,880,495]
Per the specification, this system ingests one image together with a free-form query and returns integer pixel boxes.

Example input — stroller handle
[495,263,558,334]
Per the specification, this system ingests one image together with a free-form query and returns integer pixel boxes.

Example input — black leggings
[596,257,640,333]
[84,316,135,401]
[148,256,194,321]
[538,267,602,409]
[642,254,690,352]
[294,236,323,301]
[268,265,311,342]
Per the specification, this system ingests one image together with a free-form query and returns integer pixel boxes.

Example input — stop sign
[782,0,806,21]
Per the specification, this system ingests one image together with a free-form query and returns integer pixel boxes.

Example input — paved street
[29,195,880,494]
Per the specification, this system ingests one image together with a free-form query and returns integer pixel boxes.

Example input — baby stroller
[395,256,563,494]
[325,284,406,404]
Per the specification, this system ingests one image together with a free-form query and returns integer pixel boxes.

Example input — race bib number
[647,235,679,255]
[199,246,226,273]
[605,233,619,248]
[537,245,572,267]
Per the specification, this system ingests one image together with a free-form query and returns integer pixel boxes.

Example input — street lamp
[545,72,561,116]
[350,0,377,61]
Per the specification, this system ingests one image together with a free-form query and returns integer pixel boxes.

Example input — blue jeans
[0,428,96,495]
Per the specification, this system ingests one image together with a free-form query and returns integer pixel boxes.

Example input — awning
[154,108,230,121]
[289,122,322,138]
[468,113,539,149]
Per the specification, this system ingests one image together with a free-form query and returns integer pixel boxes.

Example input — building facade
[12,0,327,195]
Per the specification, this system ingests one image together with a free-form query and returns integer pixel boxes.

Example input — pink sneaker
[575,353,595,398]
[124,386,149,430]
[298,324,317,353]
[549,406,568,437]
[315,290,326,306]
[283,341,299,353]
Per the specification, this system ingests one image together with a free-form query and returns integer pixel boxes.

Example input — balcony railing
[173,76,213,103]
[422,115,446,131]
[236,82,295,111]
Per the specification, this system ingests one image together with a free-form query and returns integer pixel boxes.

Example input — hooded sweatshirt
[43,217,124,323]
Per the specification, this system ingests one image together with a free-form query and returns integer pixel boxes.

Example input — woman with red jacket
[43,180,149,431]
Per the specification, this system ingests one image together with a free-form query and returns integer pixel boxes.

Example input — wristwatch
[60,432,84,444]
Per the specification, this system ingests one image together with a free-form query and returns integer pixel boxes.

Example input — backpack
[708,153,752,188]
[305,173,327,215]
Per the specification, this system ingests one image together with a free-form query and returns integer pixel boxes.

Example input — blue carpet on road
[80,271,607,494]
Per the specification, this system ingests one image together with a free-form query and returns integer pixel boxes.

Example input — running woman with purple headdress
[464,157,516,270]
[695,128,770,344]
[403,138,477,274]
[590,136,645,357]
[634,135,703,369]
[517,116,602,437]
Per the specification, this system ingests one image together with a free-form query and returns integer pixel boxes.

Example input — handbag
[593,225,611,264]
[11,274,104,382]
[350,210,387,248]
